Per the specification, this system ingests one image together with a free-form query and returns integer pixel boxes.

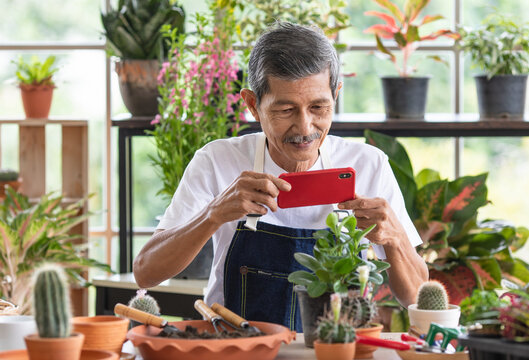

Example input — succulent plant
[0,169,19,182]
[128,289,160,315]
[100,0,185,59]
[32,264,71,338]
[316,293,356,344]
[343,290,378,328]
[417,280,449,310]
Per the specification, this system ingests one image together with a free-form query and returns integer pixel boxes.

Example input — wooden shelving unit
[0,118,89,316]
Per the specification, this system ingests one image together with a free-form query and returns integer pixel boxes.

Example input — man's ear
[241,88,260,122]
[334,81,343,100]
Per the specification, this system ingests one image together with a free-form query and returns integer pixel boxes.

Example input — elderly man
[134,22,428,331]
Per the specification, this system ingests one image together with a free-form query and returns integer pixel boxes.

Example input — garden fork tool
[211,302,263,335]
[114,303,181,336]
[194,300,235,333]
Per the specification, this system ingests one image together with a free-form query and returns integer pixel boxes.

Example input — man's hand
[207,171,291,225]
[338,195,406,247]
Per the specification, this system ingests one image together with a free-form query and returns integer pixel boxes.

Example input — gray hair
[248,22,340,106]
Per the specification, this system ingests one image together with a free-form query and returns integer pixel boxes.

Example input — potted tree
[0,187,111,314]
[314,293,357,360]
[24,264,85,360]
[0,169,21,200]
[288,211,390,347]
[363,0,460,119]
[100,0,185,116]
[459,13,529,120]
[12,55,58,119]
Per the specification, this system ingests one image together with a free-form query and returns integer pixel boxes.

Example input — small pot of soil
[294,285,331,348]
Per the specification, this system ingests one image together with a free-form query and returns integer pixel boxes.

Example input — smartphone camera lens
[339,173,352,179]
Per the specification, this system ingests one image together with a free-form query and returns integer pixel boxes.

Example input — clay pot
[72,316,129,354]
[19,84,54,119]
[354,323,383,359]
[0,349,118,360]
[114,59,159,116]
[0,180,22,201]
[24,332,84,360]
[314,340,356,360]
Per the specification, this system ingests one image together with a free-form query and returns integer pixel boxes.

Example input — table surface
[93,273,208,296]
[123,332,403,360]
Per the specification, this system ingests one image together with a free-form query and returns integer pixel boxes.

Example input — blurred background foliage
[0,0,528,274]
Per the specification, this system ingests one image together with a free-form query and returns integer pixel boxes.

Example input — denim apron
[223,133,336,331]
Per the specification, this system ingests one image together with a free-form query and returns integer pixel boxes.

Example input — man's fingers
[241,172,291,193]
[338,195,385,210]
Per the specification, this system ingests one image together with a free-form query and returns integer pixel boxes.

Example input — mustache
[283,132,322,144]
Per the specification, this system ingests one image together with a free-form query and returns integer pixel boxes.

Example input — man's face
[243,70,338,172]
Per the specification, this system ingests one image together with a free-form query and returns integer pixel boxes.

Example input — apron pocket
[240,265,298,330]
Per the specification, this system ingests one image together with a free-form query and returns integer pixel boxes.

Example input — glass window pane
[399,138,455,180]
[462,0,529,25]
[462,137,529,262]
[0,0,104,42]
[341,51,453,113]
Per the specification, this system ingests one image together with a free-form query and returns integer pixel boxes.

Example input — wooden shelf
[0,119,89,316]
[111,113,529,137]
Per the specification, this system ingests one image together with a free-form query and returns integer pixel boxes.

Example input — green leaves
[289,212,390,298]
[13,55,58,86]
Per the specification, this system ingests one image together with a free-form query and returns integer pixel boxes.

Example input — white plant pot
[0,315,37,350]
[407,304,460,335]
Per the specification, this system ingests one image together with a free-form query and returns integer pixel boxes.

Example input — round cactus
[343,291,378,328]
[32,264,71,338]
[417,280,449,310]
[128,289,160,315]
[316,320,356,344]
[0,169,19,182]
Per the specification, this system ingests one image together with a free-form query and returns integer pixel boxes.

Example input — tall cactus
[32,264,71,338]
[417,280,449,310]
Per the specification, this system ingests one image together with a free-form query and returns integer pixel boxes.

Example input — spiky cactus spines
[316,293,356,344]
[342,290,378,328]
[417,280,449,310]
[128,289,160,315]
[0,168,18,181]
[32,264,71,338]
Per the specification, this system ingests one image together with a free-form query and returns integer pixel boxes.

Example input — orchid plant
[149,10,246,201]
[364,0,460,77]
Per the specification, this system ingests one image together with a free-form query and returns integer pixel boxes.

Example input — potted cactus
[314,293,357,360]
[24,264,85,360]
[407,281,461,335]
[127,289,160,328]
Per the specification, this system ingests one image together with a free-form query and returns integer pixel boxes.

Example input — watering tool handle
[114,303,166,328]
[194,299,221,322]
[211,303,248,328]
[356,335,411,351]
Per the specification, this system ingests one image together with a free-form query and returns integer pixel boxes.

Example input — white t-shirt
[157,133,422,305]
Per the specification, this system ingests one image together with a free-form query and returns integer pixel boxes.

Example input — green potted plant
[0,187,111,314]
[313,293,357,360]
[12,55,58,119]
[100,0,185,116]
[229,0,350,51]
[24,264,85,360]
[407,280,461,335]
[288,211,390,347]
[0,168,21,200]
[364,129,529,330]
[459,13,529,119]
[363,0,460,119]
[459,289,505,337]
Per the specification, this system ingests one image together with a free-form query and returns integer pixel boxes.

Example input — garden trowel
[114,303,181,336]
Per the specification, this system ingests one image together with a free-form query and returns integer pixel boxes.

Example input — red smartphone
[277,167,355,209]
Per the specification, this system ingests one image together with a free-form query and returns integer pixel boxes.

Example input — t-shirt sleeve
[156,149,217,230]
[369,155,423,259]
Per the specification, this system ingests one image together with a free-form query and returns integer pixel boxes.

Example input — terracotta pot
[19,84,54,119]
[114,59,159,116]
[314,340,356,360]
[0,349,118,360]
[24,332,84,360]
[354,323,383,359]
[0,180,22,201]
[72,316,129,354]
